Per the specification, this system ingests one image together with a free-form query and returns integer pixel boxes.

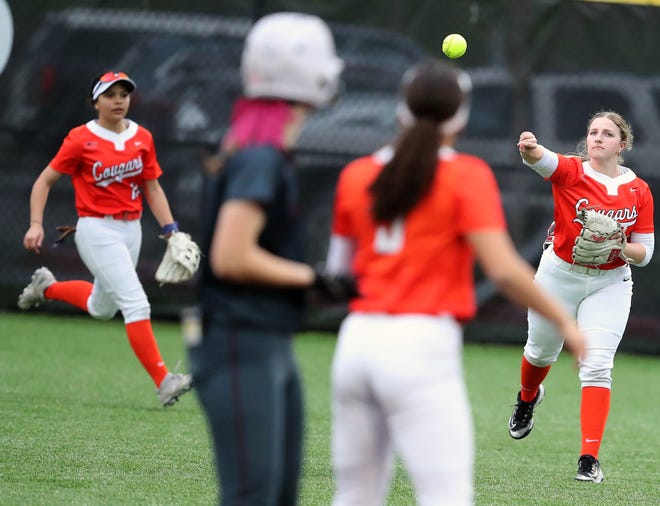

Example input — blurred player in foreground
[19,71,195,407]
[324,59,586,506]
[510,112,654,482]
[191,13,351,506]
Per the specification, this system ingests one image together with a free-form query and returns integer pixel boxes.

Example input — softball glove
[572,209,627,265]
[155,232,201,285]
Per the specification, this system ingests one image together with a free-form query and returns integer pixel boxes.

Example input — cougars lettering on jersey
[549,154,654,269]
[332,147,507,320]
[48,120,163,216]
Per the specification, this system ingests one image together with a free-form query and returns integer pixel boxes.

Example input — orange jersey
[549,155,654,268]
[49,120,163,217]
[332,147,507,320]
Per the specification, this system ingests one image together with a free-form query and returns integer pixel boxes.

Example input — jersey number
[130,182,141,201]
[374,218,405,254]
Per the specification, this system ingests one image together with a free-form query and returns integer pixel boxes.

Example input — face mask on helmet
[240,12,344,108]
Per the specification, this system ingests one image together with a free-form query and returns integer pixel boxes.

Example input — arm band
[161,221,179,236]
[522,147,558,178]
[629,232,654,267]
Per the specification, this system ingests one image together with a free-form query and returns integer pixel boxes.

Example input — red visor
[91,71,136,100]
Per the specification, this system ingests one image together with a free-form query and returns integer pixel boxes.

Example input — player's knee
[579,366,612,386]
[579,348,614,386]
[88,305,118,320]
[522,349,556,368]
[122,304,151,324]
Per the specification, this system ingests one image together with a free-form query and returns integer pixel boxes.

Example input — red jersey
[549,155,654,268]
[49,120,163,217]
[332,147,507,320]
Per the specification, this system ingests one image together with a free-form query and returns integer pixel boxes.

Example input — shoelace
[512,397,535,424]
[170,360,193,389]
[578,456,598,474]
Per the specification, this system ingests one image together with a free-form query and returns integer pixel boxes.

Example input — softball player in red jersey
[509,111,655,482]
[325,60,585,506]
[19,71,192,407]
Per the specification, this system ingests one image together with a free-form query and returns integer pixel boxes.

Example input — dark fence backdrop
[1,0,659,354]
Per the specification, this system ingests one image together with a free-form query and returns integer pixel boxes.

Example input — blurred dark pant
[189,324,304,506]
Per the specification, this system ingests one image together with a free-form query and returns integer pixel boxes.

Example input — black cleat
[574,454,604,483]
[508,384,545,439]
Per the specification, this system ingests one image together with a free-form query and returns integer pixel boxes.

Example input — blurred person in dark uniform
[190,12,346,505]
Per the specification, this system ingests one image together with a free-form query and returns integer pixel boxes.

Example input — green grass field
[1,312,658,505]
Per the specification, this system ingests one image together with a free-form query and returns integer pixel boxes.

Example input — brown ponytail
[369,60,467,223]
[370,118,439,222]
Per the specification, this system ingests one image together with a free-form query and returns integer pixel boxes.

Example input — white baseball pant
[331,312,474,506]
[74,216,151,324]
[525,247,632,388]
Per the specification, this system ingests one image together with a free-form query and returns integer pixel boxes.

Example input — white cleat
[17,266,56,310]
[157,372,193,407]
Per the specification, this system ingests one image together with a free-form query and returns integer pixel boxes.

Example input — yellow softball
[442,33,467,59]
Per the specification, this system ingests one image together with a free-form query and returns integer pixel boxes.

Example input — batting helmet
[240,12,344,108]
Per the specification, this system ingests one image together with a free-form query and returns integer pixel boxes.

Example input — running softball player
[509,111,655,482]
[325,60,585,506]
[19,71,194,407]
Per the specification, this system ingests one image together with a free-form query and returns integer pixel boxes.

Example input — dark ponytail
[369,60,466,223]
[370,118,440,222]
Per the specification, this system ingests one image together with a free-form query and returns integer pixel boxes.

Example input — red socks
[44,282,169,388]
[44,280,93,312]
[518,356,610,458]
[580,386,610,458]
[44,280,167,387]
[519,356,551,402]
[125,320,169,387]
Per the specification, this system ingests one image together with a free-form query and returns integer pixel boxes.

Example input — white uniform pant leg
[331,315,395,506]
[525,248,632,388]
[75,217,150,324]
[524,249,582,366]
[576,271,632,388]
[331,313,473,506]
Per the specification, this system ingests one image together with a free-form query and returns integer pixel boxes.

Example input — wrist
[619,249,634,264]
[523,147,559,175]
[161,221,179,237]
[30,219,42,226]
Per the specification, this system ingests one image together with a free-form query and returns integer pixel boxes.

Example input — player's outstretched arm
[517,131,545,165]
